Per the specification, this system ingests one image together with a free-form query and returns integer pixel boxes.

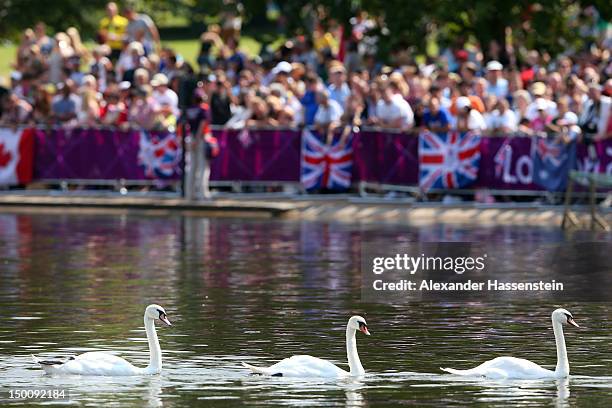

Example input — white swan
[242,315,370,378]
[32,304,171,376]
[441,308,579,379]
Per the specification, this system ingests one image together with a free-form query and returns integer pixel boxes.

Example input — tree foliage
[1,0,610,60]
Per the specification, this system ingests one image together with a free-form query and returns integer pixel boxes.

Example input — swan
[242,315,370,378]
[32,304,171,376]
[441,308,579,379]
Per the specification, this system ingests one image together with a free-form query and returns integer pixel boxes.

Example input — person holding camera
[578,83,611,162]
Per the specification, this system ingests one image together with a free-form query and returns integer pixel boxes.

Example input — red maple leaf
[0,143,12,167]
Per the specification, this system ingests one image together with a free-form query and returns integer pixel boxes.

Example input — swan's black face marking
[564,313,579,328]
[358,321,370,335]
[157,309,172,326]
[271,373,283,377]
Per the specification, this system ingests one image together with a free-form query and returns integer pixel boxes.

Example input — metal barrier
[1,126,611,201]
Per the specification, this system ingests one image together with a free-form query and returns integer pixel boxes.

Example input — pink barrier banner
[210,128,301,182]
[352,130,419,185]
[24,127,612,191]
[478,136,612,190]
[33,128,182,180]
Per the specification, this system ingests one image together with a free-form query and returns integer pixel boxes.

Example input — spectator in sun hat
[151,73,179,116]
[265,61,292,86]
[526,81,557,120]
[547,97,581,143]
[327,63,350,107]
[485,60,509,98]
[116,41,145,81]
[529,98,554,133]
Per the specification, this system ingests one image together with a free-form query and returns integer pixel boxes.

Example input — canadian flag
[0,128,35,186]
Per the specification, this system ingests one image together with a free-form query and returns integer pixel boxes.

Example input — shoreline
[0,192,610,227]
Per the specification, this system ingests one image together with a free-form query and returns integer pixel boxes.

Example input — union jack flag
[301,129,353,190]
[138,131,182,178]
[418,130,481,191]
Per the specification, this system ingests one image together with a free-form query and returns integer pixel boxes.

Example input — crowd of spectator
[0,1,611,146]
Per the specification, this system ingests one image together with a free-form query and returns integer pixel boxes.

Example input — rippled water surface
[0,211,610,407]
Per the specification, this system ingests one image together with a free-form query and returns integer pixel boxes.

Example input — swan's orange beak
[568,317,579,328]
[160,314,172,326]
[359,325,370,336]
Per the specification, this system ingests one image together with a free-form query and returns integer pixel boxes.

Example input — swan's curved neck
[144,316,162,374]
[553,318,569,377]
[346,326,364,376]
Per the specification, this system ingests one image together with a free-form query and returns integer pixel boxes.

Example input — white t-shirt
[152,88,179,115]
[454,109,487,131]
[376,95,414,127]
[314,99,343,125]
[485,109,517,131]
[526,99,558,121]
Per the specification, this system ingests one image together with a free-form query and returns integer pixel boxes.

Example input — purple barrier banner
[478,136,612,190]
[34,128,182,180]
[352,130,419,185]
[210,128,301,182]
[30,127,612,190]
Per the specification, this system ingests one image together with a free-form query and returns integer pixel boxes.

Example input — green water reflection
[0,211,610,407]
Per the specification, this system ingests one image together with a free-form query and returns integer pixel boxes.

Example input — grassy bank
[0,36,265,83]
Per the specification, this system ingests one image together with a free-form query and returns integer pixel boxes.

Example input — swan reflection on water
[144,377,163,408]
[345,389,365,407]
[554,378,570,408]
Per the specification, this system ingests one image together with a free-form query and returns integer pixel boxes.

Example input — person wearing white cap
[151,73,179,116]
[272,61,292,76]
[485,60,509,98]
[528,98,554,133]
[547,98,581,143]
[115,41,145,80]
[454,96,487,131]
[263,61,292,86]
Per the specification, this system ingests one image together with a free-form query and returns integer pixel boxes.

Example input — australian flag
[532,137,576,191]
[301,128,353,191]
[418,130,481,191]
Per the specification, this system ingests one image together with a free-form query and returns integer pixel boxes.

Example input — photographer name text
[372,279,564,292]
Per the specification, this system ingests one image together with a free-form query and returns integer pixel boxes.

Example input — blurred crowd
[0,1,611,144]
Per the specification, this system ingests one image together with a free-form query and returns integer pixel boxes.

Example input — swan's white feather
[243,355,349,378]
[441,356,556,379]
[34,352,152,376]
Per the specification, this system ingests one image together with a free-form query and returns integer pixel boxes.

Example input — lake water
[0,211,610,407]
